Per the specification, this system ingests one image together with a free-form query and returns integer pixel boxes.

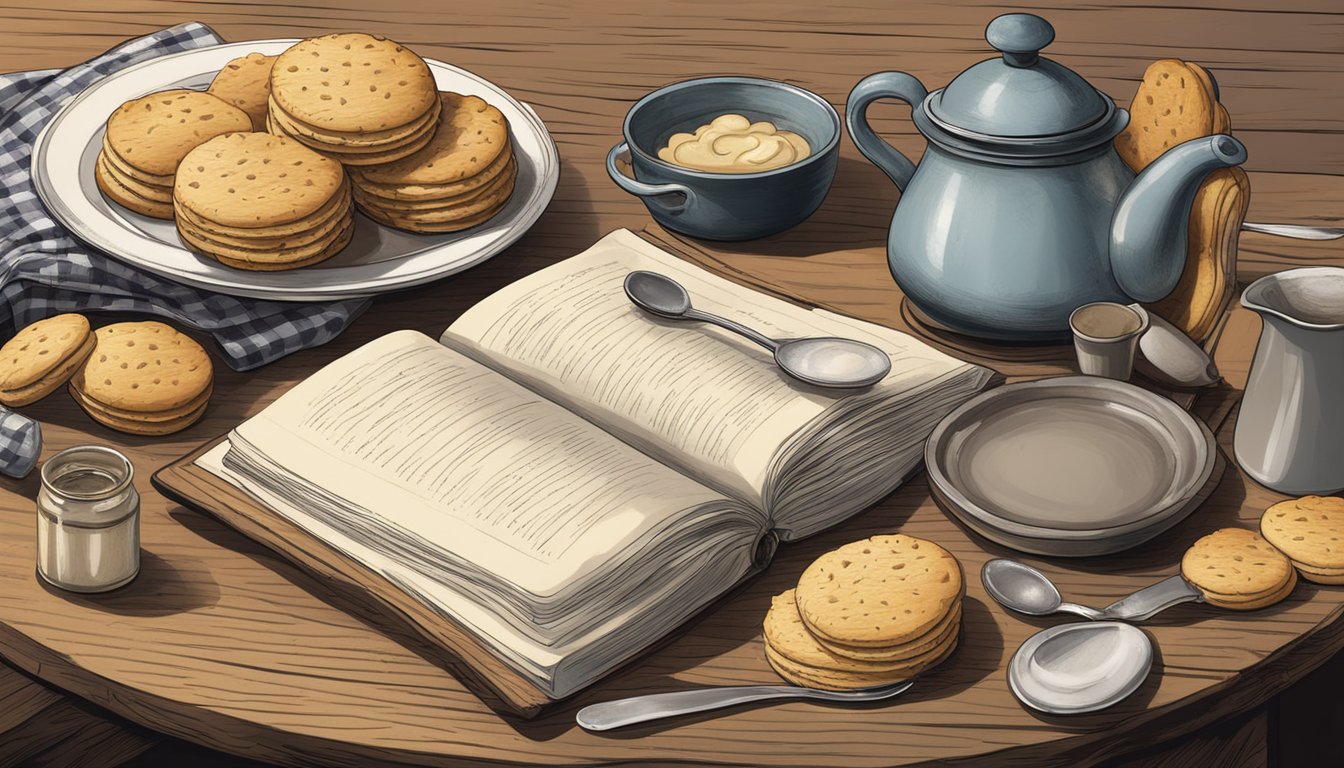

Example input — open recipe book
[176,229,994,714]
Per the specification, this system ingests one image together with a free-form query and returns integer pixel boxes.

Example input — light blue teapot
[847,13,1248,341]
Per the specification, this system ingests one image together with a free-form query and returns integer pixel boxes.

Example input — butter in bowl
[606,76,840,241]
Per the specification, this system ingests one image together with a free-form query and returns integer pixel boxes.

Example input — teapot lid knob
[986,13,1055,68]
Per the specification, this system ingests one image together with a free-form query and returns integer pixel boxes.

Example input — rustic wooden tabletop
[0,1,1340,766]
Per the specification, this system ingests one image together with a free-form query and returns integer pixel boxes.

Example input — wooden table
[0,2,1341,766]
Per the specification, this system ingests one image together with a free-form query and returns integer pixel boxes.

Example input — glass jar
[36,446,140,593]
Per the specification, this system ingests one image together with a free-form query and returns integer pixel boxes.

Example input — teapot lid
[929,14,1111,139]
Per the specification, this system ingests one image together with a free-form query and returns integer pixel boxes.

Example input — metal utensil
[1008,621,1153,714]
[982,559,1203,622]
[576,680,914,731]
[624,271,892,388]
[1242,222,1344,241]
[1132,306,1220,388]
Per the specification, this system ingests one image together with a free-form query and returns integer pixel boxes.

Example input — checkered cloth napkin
[0,22,370,478]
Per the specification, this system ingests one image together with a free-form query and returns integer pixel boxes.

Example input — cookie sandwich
[173,132,353,271]
[267,33,441,166]
[348,92,515,233]
[97,90,253,219]
[69,322,213,436]
[1261,496,1344,585]
[1181,527,1297,610]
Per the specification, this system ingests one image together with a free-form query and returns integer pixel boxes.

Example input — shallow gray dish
[607,76,840,241]
[925,376,1216,557]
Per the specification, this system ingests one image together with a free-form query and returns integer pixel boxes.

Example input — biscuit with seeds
[1261,496,1344,582]
[1181,527,1294,599]
[104,89,252,177]
[174,132,347,228]
[70,322,212,413]
[794,535,963,649]
[208,52,276,131]
[351,93,510,186]
[0,314,94,407]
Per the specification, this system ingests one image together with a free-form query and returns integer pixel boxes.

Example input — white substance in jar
[36,446,140,593]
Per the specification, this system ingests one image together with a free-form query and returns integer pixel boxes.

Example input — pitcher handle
[845,72,929,192]
[606,141,695,215]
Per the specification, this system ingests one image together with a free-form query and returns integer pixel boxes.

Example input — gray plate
[925,376,1215,557]
[31,40,559,301]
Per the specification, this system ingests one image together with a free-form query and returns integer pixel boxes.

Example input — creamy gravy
[658,114,810,173]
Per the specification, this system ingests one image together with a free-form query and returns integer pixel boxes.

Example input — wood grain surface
[0,1,1340,766]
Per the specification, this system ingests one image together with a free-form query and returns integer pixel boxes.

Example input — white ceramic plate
[31,39,559,301]
[925,377,1216,557]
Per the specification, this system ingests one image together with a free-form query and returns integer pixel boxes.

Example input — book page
[444,229,975,507]
[228,330,749,597]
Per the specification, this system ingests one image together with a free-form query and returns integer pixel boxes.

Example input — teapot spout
[1110,135,1248,302]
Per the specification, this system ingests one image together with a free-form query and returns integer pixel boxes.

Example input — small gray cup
[1070,302,1150,380]
[607,76,840,241]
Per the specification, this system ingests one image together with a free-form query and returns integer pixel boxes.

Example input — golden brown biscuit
[104,89,252,177]
[1201,568,1296,611]
[1181,527,1294,599]
[71,322,212,413]
[0,315,94,407]
[208,52,277,132]
[1115,60,1215,172]
[351,93,510,186]
[1261,496,1344,571]
[95,155,175,219]
[174,132,347,228]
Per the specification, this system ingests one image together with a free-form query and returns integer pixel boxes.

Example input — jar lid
[927,14,1111,140]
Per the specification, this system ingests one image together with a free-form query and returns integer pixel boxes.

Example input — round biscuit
[101,135,174,187]
[207,220,353,271]
[174,186,351,250]
[357,195,507,233]
[70,381,212,423]
[72,322,212,412]
[351,141,513,202]
[350,92,509,187]
[175,132,346,228]
[352,158,514,213]
[73,385,209,436]
[1181,527,1294,598]
[104,89,253,177]
[815,602,963,663]
[266,92,441,147]
[270,33,438,134]
[1,329,95,408]
[1115,59,1215,172]
[95,158,175,219]
[174,180,350,237]
[361,164,515,224]
[1260,496,1344,571]
[0,314,92,391]
[178,210,352,265]
[765,633,958,691]
[207,52,276,132]
[1202,568,1297,611]
[794,535,963,649]
[764,589,959,671]
[98,152,173,203]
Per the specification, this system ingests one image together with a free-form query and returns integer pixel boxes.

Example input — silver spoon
[576,680,913,732]
[1008,621,1153,714]
[624,271,892,389]
[1242,222,1344,241]
[982,559,1203,622]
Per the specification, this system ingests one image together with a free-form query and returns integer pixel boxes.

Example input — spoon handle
[576,685,810,731]
[1057,602,1106,621]
[1101,575,1203,621]
[1242,221,1344,241]
[683,308,781,352]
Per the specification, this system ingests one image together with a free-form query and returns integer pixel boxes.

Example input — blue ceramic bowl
[607,77,841,241]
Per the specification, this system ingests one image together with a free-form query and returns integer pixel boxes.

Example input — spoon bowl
[982,559,1102,620]
[1008,621,1153,714]
[624,271,892,389]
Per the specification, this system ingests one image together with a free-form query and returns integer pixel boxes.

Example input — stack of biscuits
[97,90,253,219]
[1117,59,1251,344]
[347,92,515,233]
[173,132,353,271]
[1181,528,1297,611]
[763,535,963,690]
[0,315,96,407]
[68,322,213,436]
[267,33,441,167]
[1261,496,1344,585]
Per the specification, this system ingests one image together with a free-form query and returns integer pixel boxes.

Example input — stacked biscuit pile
[0,315,96,407]
[1261,496,1344,585]
[1116,59,1250,344]
[763,535,963,690]
[1181,528,1297,611]
[69,322,213,435]
[173,132,353,271]
[97,90,253,219]
[348,92,516,233]
[267,33,441,167]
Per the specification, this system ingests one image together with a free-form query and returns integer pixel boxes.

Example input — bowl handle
[606,141,696,215]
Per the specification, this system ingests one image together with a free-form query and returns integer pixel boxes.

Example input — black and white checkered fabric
[0,22,370,478]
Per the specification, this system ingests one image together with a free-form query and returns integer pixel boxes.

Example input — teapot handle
[846,72,929,192]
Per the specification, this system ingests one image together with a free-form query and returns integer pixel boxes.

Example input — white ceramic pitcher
[1234,267,1344,495]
